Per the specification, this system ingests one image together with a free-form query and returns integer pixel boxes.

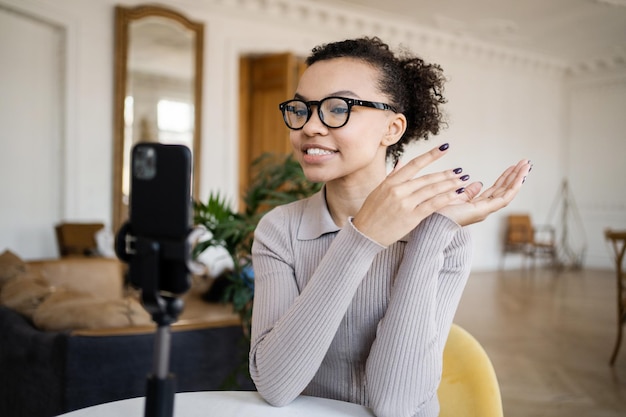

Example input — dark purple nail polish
[453,167,462,174]
[439,143,449,151]
[522,176,527,184]
[456,187,465,194]
[460,174,470,181]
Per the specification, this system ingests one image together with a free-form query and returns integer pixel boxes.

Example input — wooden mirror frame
[112,5,203,232]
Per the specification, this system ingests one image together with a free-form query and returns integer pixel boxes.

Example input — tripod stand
[546,179,587,269]
[117,225,191,417]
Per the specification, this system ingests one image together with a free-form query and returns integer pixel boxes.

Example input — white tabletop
[57,391,374,417]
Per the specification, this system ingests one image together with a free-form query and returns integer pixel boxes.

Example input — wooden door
[238,53,305,203]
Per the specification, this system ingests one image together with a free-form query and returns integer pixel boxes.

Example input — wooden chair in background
[55,222,105,257]
[502,214,557,269]
[604,229,626,365]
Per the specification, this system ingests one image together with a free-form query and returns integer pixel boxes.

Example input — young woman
[249,37,530,417]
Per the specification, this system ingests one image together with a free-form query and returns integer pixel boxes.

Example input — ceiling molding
[592,0,626,7]
[215,0,569,73]
[569,53,626,75]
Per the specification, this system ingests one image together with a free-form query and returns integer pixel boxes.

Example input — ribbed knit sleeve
[366,213,472,417]
[249,203,386,407]
[249,199,473,417]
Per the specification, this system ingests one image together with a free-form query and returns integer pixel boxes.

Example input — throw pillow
[0,270,51,318]
[33,289,152,331]
[0,250,28,288]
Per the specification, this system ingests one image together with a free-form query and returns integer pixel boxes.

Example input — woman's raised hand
[352,144,469,247]
[437,159,531,226]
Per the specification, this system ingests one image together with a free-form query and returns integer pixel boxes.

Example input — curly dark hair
[306,37,447,164]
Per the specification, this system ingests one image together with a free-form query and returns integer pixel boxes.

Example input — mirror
[113,5,203,232]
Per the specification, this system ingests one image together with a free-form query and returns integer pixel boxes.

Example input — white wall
[566,72,626,268]
[0,5,64,258]
[0,0,623,268]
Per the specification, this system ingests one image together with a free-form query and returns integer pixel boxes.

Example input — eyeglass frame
[278,96,398,130]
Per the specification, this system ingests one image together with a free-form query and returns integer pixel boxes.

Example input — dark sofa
[0,305,254,417]
[0,253,254,417]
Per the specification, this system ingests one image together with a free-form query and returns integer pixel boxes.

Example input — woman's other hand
[437,159,531,226]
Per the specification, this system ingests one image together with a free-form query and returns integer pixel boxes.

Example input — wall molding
[0,0,79,218]
[592,0,626,8]
[568,54,626,76]
[211,0,570,74]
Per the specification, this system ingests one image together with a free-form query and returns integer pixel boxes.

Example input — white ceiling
[312,0,626,72]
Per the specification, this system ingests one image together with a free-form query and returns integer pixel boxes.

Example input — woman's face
[289,57,404,186]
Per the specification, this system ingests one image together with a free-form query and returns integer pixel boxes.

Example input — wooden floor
[454,267,626,417]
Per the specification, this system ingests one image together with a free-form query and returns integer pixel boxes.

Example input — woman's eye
[329,106,348,115]
[287,106,307,117]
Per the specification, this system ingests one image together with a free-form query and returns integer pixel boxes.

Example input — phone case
[130,143,192,240]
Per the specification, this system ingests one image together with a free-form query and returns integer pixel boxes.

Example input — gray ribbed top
[249,190,472,417]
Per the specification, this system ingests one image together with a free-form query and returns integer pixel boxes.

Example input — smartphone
[128,142,192,294]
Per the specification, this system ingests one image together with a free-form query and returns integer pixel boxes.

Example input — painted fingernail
[439,143,449,151]
[456,187,465,194]
[460,174,470,181]
[453,167,462,174]
[522,176,527,184]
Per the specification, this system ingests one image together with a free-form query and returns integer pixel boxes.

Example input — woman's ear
[382,113,407,146]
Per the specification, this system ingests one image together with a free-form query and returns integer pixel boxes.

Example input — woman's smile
[301,144,338,164]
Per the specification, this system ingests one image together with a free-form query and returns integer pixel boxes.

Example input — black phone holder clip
[115,221,192,417]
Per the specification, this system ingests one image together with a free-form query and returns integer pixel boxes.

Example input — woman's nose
[301,108,328,135]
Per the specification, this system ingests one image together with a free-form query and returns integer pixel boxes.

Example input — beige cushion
[33,289,152,331]
[0,250,28,288]
[29,258,124,300]
[0,270,51,317]
[0,252,157,331]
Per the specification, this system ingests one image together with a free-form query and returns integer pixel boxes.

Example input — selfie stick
[116,222,190,417]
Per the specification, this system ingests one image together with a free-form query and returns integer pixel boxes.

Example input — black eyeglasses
[278,96,397,130]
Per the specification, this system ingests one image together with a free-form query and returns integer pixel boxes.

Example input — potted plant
[193,153,321,337]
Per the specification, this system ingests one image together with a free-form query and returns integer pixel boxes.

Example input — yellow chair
[438,324,503,417]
